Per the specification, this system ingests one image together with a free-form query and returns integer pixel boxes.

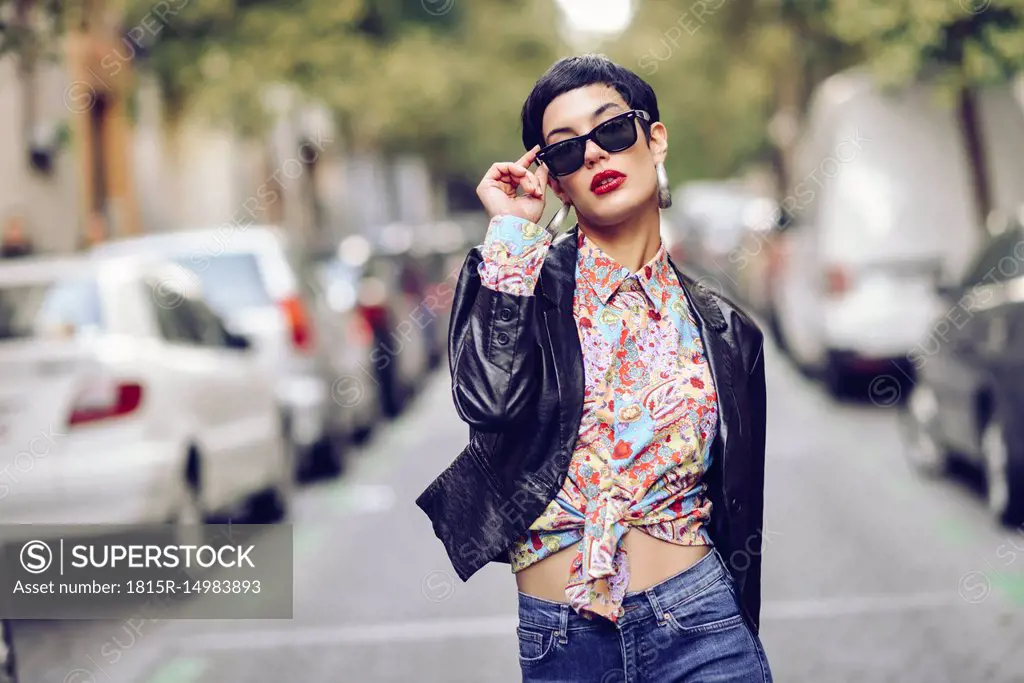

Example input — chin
[577,191,649,227]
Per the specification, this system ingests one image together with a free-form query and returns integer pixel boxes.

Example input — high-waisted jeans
[516,547,773,682]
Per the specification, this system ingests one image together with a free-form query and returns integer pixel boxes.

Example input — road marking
[761,591,972,620]
[142,656,207,683]
[172,591,998,652]
[328,484,395,515]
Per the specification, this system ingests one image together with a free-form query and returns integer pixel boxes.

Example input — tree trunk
[957,85,992,233]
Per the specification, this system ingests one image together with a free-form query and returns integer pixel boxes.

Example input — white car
[0,253,292,542]
[92,226,349,480]
[770,68,1024,394]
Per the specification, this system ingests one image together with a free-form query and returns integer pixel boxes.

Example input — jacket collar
[538,224,727,332]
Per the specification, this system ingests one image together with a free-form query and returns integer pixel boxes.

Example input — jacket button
[731,497,742,513]
[499,307,513,321]
[496,332,510,345]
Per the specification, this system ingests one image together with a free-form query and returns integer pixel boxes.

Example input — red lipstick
[590,169,626,195]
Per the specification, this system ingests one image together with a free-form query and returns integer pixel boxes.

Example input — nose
[583,138,609,169]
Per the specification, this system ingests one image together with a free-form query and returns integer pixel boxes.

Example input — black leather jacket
[416,224,768,634]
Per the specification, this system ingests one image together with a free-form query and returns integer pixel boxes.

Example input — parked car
[664,180,768,297]
[305,256,381,442]
[0,253,292,539]
[92,226,346,480]
[0,620,14,683]
[770,68,1024,395]
[900,216,1024,525]
[330,235,432,417]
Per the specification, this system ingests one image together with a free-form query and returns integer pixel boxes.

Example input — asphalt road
[9,337,1024,683]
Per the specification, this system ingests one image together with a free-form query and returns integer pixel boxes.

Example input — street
[8,337,1024,683]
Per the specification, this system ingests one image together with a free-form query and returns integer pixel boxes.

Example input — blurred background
[2,0,1024,681]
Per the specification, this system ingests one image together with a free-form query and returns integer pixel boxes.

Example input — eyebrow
[544,102,626,144]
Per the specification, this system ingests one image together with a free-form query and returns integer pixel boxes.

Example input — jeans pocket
[663,577,745,636]
[516,623,557,664]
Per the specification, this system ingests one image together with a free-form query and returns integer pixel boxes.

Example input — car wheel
[249,431,295,523]
[171,478,207,549]
[823,355,847,398]
[901,386,948,478]
[0,620,17,683]
[982,415,1023,525]
[303,431,345,481]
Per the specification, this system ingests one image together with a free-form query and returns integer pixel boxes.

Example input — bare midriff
[514,529,711,603]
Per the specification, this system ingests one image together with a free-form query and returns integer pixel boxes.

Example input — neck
[577,201,662,273]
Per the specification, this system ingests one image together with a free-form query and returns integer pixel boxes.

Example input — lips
[590,169,626,195]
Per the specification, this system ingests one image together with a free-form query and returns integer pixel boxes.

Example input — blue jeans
[516,548,773,682]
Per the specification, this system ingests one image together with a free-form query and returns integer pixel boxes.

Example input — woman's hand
[476,145,550,224]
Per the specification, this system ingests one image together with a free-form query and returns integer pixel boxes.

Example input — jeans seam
[741,620,770,682]
[658,573,725,615]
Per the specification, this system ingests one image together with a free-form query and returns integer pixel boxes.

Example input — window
[173,252,272,314]
[0,278,104,341]
[962,224,1024,288]
[147,282,227,348]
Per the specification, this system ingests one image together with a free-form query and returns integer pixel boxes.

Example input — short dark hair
[520,54,659,151]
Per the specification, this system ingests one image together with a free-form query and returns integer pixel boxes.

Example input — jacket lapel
[538,226,585,456]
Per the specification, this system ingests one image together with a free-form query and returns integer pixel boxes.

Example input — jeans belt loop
[646,588,669,626]
[557,604,570,644]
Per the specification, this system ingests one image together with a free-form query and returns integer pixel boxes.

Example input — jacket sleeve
[447,215,550,432]
[742,335,766,634]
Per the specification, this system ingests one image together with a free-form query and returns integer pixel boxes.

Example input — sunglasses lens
[544,141,585,176]
[594,115,638,152]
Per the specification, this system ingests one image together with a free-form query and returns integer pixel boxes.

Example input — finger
[516,144,541,168]
[535,163,549,192]
[524,168,548,197]
[518,175,532,196]
[499,162,529,177]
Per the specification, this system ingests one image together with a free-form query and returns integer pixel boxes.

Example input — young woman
[416,54,773,682]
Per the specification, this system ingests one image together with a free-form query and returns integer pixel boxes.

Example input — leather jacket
[416,224,768,634]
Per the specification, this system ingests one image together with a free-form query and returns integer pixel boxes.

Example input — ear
[547,172,572,206]
[649,121,668,165]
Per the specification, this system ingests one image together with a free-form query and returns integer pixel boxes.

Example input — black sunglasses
[536,109,651,177]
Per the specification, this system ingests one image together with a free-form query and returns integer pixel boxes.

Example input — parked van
[770,68,1024,394]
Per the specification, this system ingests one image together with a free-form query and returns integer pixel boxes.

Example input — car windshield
[0,277,104,341]
[174,252,272,313]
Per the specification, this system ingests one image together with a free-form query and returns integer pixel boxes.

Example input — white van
[770,68,1024,393]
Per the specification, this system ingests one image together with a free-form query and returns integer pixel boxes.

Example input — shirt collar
[576,229,672,308]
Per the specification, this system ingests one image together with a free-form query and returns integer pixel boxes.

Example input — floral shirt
[478,214,719,624]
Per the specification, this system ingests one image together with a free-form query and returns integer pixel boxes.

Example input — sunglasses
[536,109,651,177]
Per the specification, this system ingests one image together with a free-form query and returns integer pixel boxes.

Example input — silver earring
[656,162,672,209]
[544,201,572,236]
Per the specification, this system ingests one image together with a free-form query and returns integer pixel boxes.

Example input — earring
[656,162,672,209]
[544,201,572,236]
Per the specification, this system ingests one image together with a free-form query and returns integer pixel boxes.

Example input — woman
[416,54,772,682]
